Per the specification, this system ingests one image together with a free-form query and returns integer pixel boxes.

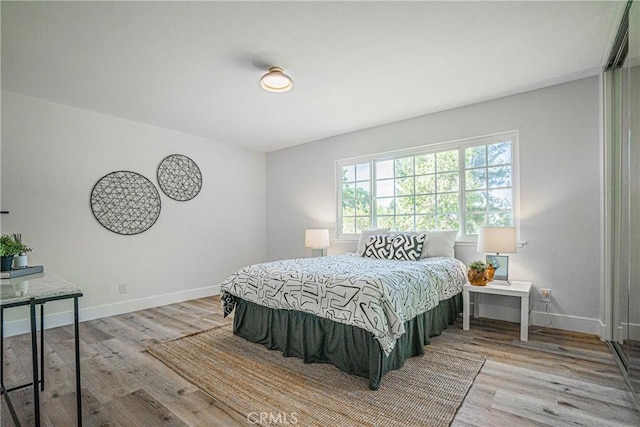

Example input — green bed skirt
[232,293,462,390]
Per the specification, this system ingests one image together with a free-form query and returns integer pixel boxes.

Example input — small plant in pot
[467,260,489,286]
[0,234,24,272]
[12,234,32,269]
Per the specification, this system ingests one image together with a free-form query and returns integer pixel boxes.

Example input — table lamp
[477,226,516,283]
[305,229,330,257]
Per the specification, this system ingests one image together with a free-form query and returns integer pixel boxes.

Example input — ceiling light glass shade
[260,67,293,92]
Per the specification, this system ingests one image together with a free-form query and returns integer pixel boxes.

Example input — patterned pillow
[362,235,394,259]
[356,229,390,255]
[389,233,426,261]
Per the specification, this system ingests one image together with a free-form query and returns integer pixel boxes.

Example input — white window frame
[336,131,520,242]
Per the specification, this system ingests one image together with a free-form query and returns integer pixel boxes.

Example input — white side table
[463,280,533,341]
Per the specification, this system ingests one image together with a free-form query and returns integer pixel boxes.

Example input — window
[337,132,518,239]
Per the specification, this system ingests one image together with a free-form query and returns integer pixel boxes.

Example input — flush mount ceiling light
[259,66,293,93]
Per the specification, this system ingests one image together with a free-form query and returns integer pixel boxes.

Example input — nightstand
[462,280,533,341]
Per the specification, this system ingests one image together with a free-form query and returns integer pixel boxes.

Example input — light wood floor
[1,297,639,426]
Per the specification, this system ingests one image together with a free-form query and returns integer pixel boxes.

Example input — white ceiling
[1,1,625,152]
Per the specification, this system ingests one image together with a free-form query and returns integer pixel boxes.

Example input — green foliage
[437,172,459,192]
[12,234,32,254]
[370,149,460,232]
[464,141,514,234]
[436,150,458,172]
[415,154,435,174]
[341,165,372,234]
[341,141,513,235]
[468,260,486,272]
[0,235,24,257]
[394,157,414,177]
[13,234,31,255]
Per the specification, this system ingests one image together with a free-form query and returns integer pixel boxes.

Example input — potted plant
[0,234,24,271]
[467,260,489,286]
[12,234,32,269]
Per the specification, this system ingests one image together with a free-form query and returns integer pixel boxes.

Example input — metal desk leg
[30,299,41,427]
[74,297,82,426]
[40,303,44,391]
[1,306,4,386]
[1,306,21,427]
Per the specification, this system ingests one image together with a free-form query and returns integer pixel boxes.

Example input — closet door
[626,0,639,398]
[608,1,640,404]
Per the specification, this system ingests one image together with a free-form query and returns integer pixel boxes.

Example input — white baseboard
[473,301,603,336]
[530,310,602,336]
[598,319,608,342]
[2,284,221,337]
[593,320,640,342]
[622,321,640,341]
[5,289,615,341]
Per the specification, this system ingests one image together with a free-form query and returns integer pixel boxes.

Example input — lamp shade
[305,229,330,248]
[477,227,516,254]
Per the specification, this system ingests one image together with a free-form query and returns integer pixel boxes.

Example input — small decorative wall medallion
[157,154,203,201]
[90,171,161,235]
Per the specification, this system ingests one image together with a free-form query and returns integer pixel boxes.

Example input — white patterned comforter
[220,253,466,355]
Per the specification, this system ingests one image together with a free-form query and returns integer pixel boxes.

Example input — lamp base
[310,248,326,257]
[486,254,510,283]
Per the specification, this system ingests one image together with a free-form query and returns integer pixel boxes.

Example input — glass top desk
[1,273,83,427]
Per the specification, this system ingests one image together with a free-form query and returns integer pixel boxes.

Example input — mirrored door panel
[626,0,640,397]
[608,0,640,406]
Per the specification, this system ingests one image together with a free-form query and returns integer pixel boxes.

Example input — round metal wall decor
[90,171,161,235]
[157,154,202,201]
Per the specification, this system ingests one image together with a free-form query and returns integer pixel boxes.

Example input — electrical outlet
[119,282,128,294]
[541,288,551,302]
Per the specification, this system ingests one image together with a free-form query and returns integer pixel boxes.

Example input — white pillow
[356,229,390,255]
[422,230,457,258]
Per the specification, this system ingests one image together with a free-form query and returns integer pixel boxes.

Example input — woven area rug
[148,325,484,427]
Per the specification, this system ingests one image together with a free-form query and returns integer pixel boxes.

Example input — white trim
[454,239,528,248]
[511,133,522,241]
[617,325,625,345]
[332,238,528,249]
[2,284,221,337]
[598,319,608,341]
[3,284,611,341]
[600,69,614,342]
[336,130,520,164]
[621,321,640,342]
[530,310,603,336]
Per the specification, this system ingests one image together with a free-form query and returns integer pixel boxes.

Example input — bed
[220,231,466,389]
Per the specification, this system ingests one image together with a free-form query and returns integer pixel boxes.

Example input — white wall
[1,91,267,334]
[266,77,602,335]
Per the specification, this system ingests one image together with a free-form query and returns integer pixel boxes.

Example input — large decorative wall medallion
[90,171,161,235]
[157,154,202,201]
